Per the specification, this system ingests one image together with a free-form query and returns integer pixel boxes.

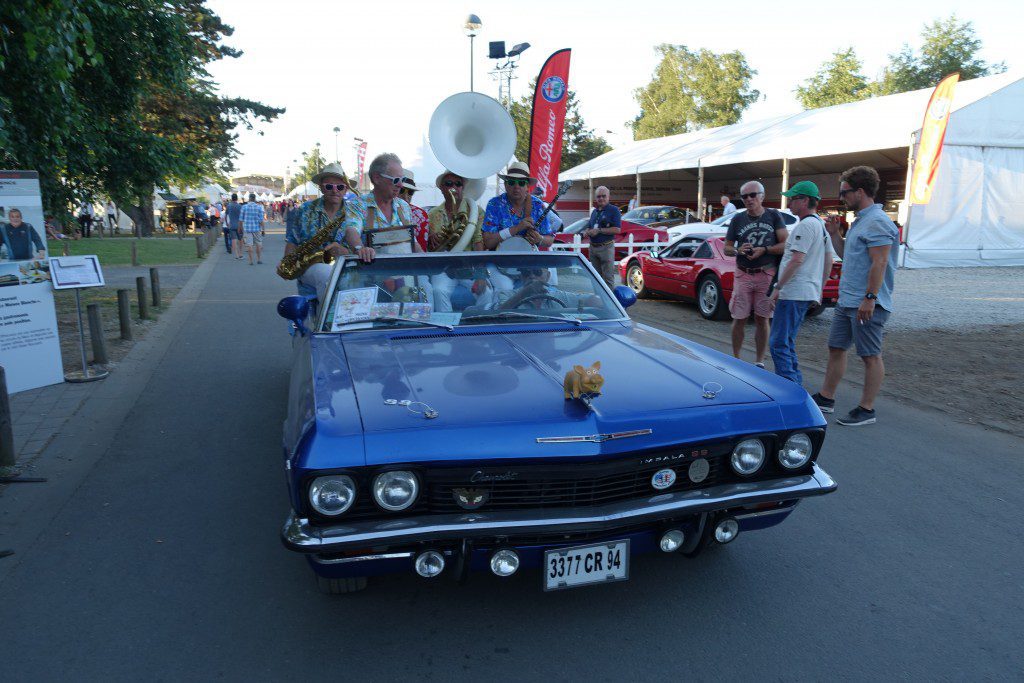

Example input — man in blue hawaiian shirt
[283,162,372,298]
[481,161,553,251]
[361,153,422,254]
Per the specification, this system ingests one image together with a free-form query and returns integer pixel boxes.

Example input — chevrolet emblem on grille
[536,429,652,444]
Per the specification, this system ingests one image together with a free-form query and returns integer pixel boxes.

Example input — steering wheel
[515,294,567,308]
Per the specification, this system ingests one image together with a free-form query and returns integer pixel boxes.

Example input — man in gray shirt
[811,166,899,426]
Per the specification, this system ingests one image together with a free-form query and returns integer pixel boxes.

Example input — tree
[0,1,283,234]
[507,82,611,171]
[874,15,1006,95]
[289,145,329,191]
[795,48,871,109]
[630,44,759,140]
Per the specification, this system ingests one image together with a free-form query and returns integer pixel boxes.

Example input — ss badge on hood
[452,488,489,510]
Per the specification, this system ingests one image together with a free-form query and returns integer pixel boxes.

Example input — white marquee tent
[561,72,1024,268]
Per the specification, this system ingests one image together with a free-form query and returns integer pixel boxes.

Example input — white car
[666,208,798,241]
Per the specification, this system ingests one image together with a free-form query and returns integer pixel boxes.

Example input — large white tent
[560,72,1024,268]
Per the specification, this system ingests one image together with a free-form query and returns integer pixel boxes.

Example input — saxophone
[276,208,348,280]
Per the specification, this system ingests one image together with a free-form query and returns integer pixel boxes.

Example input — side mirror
[277,295,310,334]
[613,285,637,309]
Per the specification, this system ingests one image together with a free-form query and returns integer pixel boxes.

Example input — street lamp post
[464,14,482,92]
[333,127,340,163]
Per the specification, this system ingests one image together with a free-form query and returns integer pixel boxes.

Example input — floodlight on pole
[464,14,482,92]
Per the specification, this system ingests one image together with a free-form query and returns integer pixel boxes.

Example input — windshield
[562,218,589,234]
[321,253,625,332]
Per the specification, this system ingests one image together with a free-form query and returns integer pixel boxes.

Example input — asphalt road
[2,232,1022,680]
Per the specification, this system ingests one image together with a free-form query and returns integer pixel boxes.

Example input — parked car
[621,205,689,227]
[666,208,797,241]
[277,250,837,593]
[553,214,671,258]
[619,234,842,320]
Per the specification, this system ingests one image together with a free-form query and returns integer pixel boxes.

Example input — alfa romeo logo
[541,76,566,103]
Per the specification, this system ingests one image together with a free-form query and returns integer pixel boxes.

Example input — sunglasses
[740,192,762,200]
[443,180,464,188]
[839,187,859,197]
[505,178,530,187]
[378,173,404,186]
[322,183,347,191]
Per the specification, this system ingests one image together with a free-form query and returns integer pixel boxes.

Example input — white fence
[549,233,667,256]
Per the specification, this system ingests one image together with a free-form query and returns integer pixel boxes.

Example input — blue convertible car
[278,251,836,593]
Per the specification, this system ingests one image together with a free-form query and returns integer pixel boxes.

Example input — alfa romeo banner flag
[356,141,368,190]
[910,72,959,205]
[528,48,572,202]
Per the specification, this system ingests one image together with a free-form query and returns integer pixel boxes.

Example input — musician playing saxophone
[481,161,554,251]
[428,169,491,311]
[282,163,374,299]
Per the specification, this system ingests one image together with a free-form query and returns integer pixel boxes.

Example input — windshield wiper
[342,316,454,331]
[462,311,582,326]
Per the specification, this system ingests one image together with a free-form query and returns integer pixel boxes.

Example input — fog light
[414,550,445,578]
[490,549,520,577]
[714,518,739,544]
[659,529,685,552]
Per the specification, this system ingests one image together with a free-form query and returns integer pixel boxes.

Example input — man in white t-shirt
[768,180,834,385]
[721,195,737,216]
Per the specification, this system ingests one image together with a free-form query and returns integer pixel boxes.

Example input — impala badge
[452,488,489,510]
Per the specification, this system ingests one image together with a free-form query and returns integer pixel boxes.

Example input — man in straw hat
[428,169,491,311]
[481,161,554,251]
[282,162,372,299]
[398,170,430,252]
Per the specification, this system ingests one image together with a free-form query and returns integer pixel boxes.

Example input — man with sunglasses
[283,162,371,299]
[724,181,788,367]
[361,153,423,254]
[585,186,621,288]
[427,170,490,311]
[768,181,834,385]
[481,162,554,251]
[811,166,899,427]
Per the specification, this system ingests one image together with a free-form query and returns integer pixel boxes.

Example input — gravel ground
[627,264,1024,437]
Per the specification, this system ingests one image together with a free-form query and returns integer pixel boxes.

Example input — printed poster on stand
[0,170,64,393]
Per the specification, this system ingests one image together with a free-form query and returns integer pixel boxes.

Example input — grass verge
[47,236,205,266]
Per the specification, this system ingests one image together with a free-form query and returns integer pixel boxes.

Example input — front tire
[626,262,650,298]
[316,575,368,595]
[697,275,728,320]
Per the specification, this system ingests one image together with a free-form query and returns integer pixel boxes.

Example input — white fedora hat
[311,162,355,189]
[498,161,538,184]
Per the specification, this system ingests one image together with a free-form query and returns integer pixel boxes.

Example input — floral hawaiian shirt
[285,196,366,247]
[482,193,552,234]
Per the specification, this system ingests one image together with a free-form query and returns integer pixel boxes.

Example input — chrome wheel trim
[699,280,718,315]
[628,265,644,293]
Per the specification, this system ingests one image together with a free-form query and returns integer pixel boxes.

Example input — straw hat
[311,162,355,189]
[498,161,538,184]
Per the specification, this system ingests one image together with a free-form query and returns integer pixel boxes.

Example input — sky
[205,0,1020,180]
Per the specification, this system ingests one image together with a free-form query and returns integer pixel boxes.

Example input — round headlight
[309,475,356,516]
[779,432,813,469]
[731,438,765,475]
[373,470,419,511]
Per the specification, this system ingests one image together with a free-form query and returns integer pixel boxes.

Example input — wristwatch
[864,292,877,301]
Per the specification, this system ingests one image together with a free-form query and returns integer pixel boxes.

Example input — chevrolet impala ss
[277,251,836,594]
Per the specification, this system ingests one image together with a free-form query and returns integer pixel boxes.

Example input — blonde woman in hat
[281,162,371,300]
[428,169,491,311]
[481,161,554,251]
[398,170,430,252]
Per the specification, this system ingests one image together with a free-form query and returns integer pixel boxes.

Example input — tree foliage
[874,14,1005,95]
[0,0,283,233]
[794,48,871,109]
[289,145,329,191]
[630,44,759,140]
[507,81,611,172]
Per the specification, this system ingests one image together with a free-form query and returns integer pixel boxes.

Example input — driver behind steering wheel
[496,268,600,310]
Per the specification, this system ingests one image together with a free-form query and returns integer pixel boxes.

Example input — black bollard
[117,289,132,340]
[130,240,138,266]
[0,366,14,468]
[136,276,149,320]
[86,303,109,366]
[150,268,161,307]
[195,234,204,258]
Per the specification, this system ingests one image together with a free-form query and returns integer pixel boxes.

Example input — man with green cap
[768,180,834,385]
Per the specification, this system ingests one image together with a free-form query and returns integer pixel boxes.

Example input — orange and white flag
[910,73,959,205]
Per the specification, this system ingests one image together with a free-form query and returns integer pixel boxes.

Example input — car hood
[307,324,783,465]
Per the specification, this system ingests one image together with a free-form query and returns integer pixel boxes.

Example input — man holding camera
[723,180,788,367]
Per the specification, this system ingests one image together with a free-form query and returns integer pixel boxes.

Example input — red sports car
[618,233,842,320]
[553,216,671,258]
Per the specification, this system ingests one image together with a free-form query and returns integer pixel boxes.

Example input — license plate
[543,540,629,591]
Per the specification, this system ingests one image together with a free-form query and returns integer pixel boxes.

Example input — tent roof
[562,71,1024,181]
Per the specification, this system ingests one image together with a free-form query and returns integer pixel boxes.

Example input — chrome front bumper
[282,464,837,553]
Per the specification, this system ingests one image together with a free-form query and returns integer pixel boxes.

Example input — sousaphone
[429,92,516,197]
